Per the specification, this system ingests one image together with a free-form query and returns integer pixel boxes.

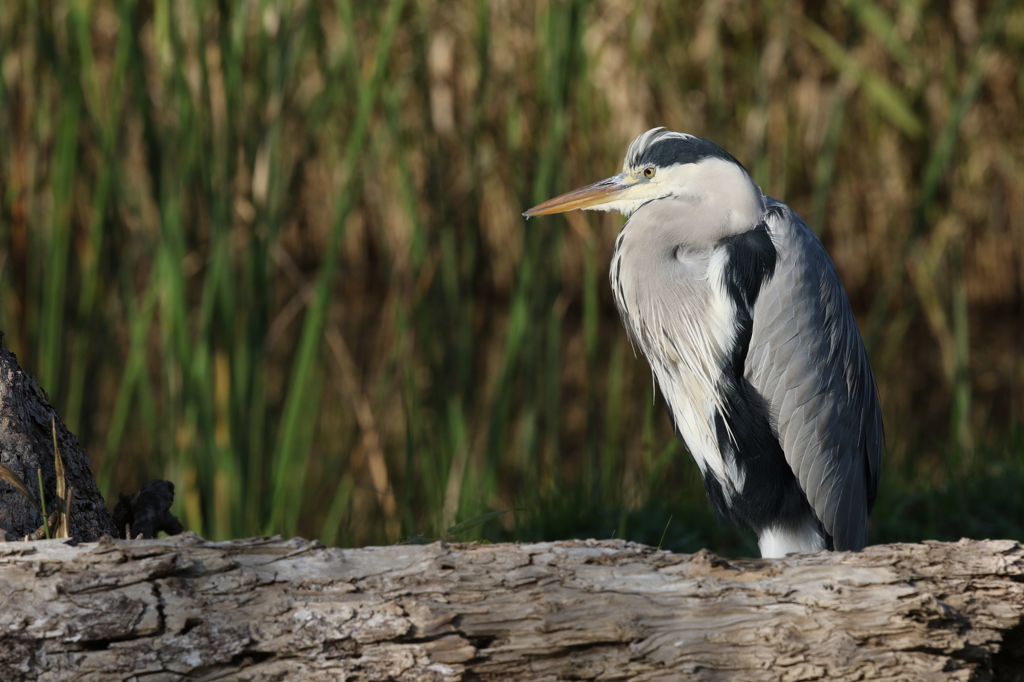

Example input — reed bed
[0,0,1022,553]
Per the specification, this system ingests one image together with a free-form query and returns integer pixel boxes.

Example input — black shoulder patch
[719,222,778,376]
[720,222,777,308]
[633,135,744,171]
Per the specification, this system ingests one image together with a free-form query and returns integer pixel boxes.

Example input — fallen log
[0,534,1022,681]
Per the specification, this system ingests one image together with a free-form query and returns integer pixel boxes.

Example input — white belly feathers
[613,238,746,499]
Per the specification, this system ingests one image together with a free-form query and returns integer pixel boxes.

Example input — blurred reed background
[0,0,1022,554]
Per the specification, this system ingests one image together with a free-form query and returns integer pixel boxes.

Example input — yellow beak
[523,174,631,217]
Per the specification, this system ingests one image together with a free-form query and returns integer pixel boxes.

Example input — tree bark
[0,535,1022,681]
[0,342,116,541]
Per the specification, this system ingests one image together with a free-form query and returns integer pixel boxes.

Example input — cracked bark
[0,535,1023,681]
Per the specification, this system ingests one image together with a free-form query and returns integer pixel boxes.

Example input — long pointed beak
[523,174,631,217]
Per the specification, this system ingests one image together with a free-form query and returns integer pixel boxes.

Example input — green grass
[0,0,1022,555]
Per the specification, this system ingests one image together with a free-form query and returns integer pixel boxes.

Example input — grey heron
[524,128,882,558]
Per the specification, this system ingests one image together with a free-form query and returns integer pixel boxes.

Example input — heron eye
[643,167,655,178]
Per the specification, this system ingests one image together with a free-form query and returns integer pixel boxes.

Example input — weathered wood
[0,342,116,541]
[0,535,1022,681]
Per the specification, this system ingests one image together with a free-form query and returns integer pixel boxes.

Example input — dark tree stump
[0,340,116,540]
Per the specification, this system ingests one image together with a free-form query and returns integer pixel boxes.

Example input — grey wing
[745,202,883,551]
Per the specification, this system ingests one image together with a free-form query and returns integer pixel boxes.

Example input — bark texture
[0,534,1022,681]
[0,343,116,541]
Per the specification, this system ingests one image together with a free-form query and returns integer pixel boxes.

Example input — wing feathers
[748,201,883,550]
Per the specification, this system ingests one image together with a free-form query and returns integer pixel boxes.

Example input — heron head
[524,127,762,225]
